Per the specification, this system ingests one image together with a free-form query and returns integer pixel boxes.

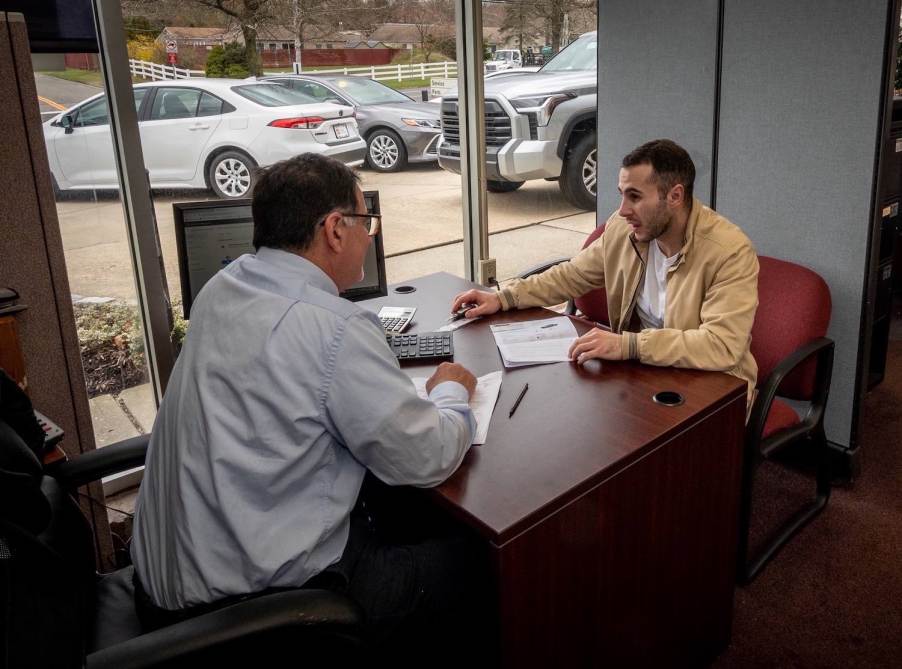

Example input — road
[35,72,100,117]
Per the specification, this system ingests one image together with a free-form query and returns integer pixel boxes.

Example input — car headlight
[509,93,575,126]
[401,118,441,129]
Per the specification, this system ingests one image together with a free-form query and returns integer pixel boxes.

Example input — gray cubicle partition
[716,0,891,450]
[597,0,896,452]
[596,0,721,221]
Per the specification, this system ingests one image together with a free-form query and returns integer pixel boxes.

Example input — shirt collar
[254,246,339,297]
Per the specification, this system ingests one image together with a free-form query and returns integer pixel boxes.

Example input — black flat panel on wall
[0,0,97,52]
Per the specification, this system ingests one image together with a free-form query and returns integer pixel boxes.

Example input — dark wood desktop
[364,272,747,667]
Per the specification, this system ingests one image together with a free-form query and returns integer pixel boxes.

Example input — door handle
[189,124,210,131]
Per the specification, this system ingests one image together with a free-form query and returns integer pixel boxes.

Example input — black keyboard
[385,331,453,363]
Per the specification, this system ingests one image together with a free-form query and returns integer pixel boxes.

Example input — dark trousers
[134,475,495,664]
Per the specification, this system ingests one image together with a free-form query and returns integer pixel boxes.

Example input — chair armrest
[517,256,570,280]
[86,588,363,669]
[48,434,150,489]
[747,337,835,449]
[517,257,577,316]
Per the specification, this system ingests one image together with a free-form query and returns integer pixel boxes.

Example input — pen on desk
[540,323,557,329]
[447,303,474,322]
[508,383,529,418]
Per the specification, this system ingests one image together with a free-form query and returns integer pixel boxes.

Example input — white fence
[129,59,205,81]
[128,58,457,83]
[298,61,458,82]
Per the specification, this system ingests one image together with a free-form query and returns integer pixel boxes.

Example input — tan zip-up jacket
[499,198,759,404]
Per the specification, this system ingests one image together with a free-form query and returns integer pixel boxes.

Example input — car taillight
[268,117,324,129]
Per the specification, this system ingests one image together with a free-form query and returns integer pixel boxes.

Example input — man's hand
[450,289,502,319]
[426,362,478,399]
[568,327,624,364]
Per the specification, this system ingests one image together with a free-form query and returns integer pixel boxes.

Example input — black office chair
[0,418,363,668]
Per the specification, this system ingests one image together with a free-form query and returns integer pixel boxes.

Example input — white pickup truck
[439,32,598,211]
[484,49,522,74]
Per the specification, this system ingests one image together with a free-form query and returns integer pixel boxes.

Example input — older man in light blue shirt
[131,154,481,649]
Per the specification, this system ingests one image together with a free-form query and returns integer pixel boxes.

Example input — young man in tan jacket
[452,138,759,404]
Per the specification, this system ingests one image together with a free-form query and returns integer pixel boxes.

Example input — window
[73,89,147,127]
[282,42,290,50]
[290,79,344,104]
[327,77,408,105]
[231,83,315,107]
[196,92,225,117]
[149,88,201,120]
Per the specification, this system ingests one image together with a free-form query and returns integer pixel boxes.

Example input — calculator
[378,306,416,334]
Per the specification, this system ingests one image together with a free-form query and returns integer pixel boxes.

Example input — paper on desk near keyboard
[489,316,578,367]
[411,371,502,445]
[436,315,481,332]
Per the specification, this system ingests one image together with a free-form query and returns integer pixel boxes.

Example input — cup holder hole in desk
[652,391,684,407]
[393,285,417,294]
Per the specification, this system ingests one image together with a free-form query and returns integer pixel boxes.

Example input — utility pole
[293,0,303,73]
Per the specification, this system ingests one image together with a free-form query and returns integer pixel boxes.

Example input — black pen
[508,383,529,418]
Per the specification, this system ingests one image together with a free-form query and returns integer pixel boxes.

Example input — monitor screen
[174,192,386,319]
[2,1,99,53]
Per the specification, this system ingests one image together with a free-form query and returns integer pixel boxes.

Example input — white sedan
[43,79,366,198]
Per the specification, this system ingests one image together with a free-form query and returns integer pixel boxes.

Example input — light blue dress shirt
[131,247,475,610]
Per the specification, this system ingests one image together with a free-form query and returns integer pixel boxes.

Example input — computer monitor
[174,191,387,319]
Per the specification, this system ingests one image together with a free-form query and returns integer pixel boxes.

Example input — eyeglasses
[340,212,381,236]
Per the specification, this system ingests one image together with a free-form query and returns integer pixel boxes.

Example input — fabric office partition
[716,0,891,450]
[596,0,720,224]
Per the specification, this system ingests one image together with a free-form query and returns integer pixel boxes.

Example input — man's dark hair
[622,139,695,206]
[251,153,360,251]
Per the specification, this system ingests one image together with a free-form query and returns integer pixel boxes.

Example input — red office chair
[518,223,609,326]
[738,256,835,583]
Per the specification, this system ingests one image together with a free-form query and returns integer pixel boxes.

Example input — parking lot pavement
[53,164,595,303]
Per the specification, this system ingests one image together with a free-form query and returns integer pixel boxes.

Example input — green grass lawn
[41,68,104,87]
[41,69,147,87]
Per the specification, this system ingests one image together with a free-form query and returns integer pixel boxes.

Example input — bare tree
[191,0,275,75]
[270,0,334,70]
[504,0,593,53]
[499,0,542,54]
[407,0,453,61]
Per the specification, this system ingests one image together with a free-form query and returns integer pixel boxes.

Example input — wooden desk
[364,272,747,667]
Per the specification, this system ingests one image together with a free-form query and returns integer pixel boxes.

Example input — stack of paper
[489,317,578,368]
[412,371,502,445]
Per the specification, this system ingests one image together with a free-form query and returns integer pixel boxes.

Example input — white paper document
[412,371,502,445]
[489,317,579,367]
[436,315,481,332]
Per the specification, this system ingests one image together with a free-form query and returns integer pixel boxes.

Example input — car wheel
[560,132,597,211]
[367,129,408,172]
[208,151,257,199]
[486,180,525,193]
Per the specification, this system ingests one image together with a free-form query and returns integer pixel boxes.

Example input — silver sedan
[261,74,441,172]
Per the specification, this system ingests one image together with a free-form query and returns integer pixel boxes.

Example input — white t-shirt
[635,239,679,330]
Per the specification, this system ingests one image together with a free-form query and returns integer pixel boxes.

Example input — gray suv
[263,74,441,172]
[438,31,598,210]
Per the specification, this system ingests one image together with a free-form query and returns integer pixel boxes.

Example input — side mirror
[61,114,74,134]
